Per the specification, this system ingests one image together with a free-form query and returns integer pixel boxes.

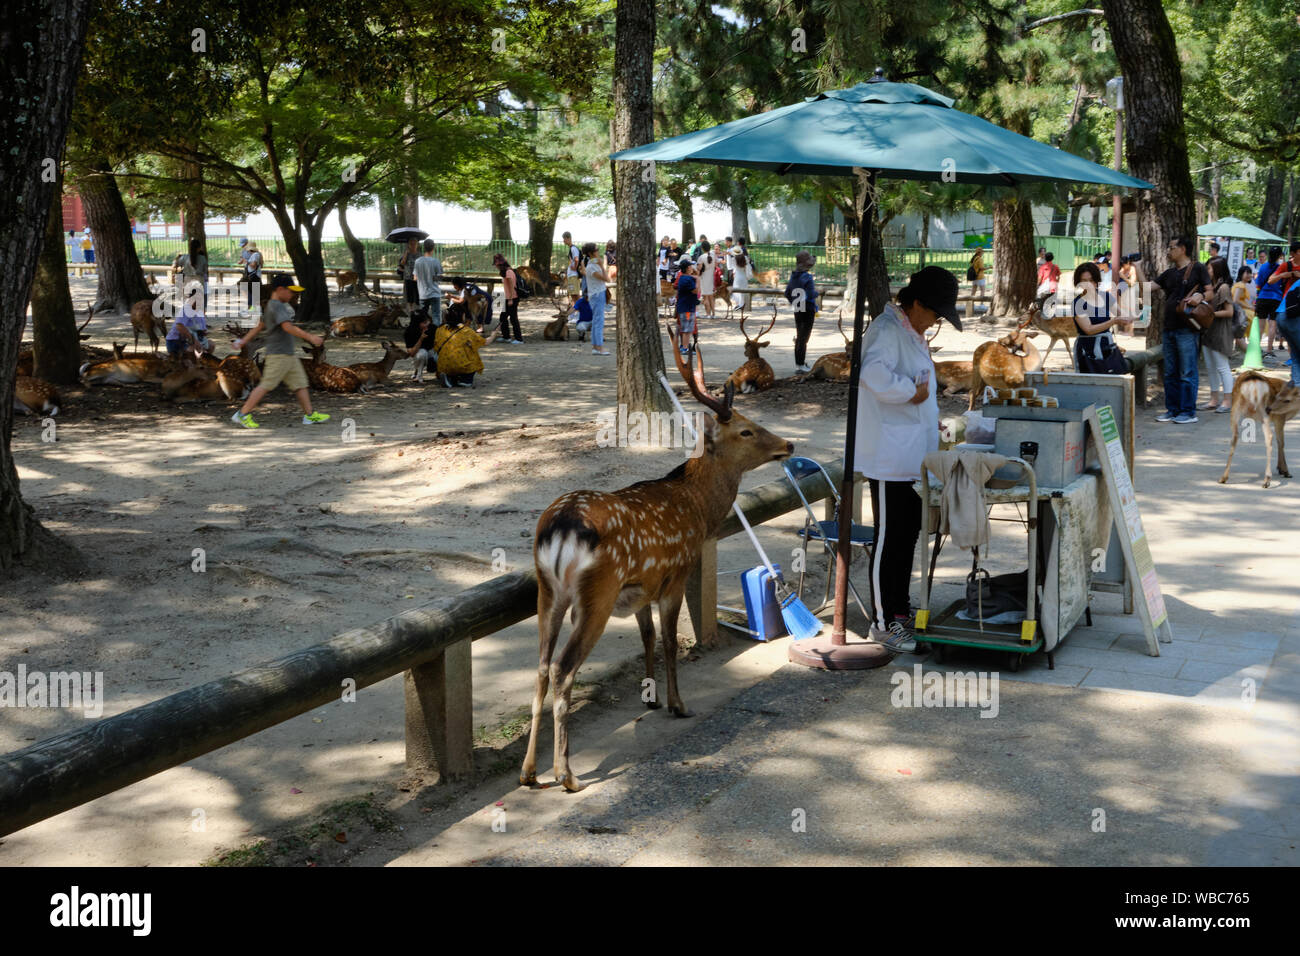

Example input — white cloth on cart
[923,449,1009,551]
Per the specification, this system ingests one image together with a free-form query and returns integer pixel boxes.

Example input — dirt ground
[0,273,1179,864]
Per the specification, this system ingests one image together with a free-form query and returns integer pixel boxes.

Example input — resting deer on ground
[968,326,1043,409]
[129,298,168,354]
[81,342,172,386]
[805,312,851,383]
[1219,371,1300,489]
[14,376,61,416]
[543,303,571,341]
[346,339,406,391]
[302,344,362,392]
[521,325,793,792]
[727,306,777,393]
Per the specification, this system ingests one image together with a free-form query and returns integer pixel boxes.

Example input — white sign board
[1086,405,1174,654]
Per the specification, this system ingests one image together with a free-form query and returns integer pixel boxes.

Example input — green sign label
[1097,404,1120,445]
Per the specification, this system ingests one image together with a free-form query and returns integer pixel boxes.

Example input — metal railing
[0,461,846,837]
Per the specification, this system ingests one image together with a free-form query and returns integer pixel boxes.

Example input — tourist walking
[66,229,82,264]
[583,242,611,355]
[493,253,522,343]
[1200,257,1236,412]
[785,251,818,373]
[1139,236,1212,424]
[230,274,330,429]
[563,231,582,305]
[241,241,263,316]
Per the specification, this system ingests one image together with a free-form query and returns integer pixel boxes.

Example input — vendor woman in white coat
[854,266,962,653]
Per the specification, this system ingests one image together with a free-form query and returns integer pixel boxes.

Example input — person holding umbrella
[854,266,961,654]
[399,238,421,317]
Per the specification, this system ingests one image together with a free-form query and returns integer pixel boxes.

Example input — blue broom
[730,502,823,641]
[655,370,822,642]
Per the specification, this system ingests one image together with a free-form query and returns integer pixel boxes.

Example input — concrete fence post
[404,640,474,782]
[685,538,720,649]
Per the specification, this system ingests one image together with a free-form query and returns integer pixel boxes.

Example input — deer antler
[837,311,850,347]
[757,304,777,341]
[667,323,733,422]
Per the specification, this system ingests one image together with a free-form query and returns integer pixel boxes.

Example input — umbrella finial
[869,67,886,83]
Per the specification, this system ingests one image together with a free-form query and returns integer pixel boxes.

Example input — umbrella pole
[788,170,890,671]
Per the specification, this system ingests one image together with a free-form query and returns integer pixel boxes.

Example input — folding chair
[780,456,874,619]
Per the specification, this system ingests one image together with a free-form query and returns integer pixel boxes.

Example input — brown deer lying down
[346,339,406,391]
[302,344,362,393]
[968,327,1043,409]
[1219,371,1300,489]
[81,343,172,386]
[543,303,571,341]
[727,306,777,393]
[329,304,404,337]
[804,312,851,383]
[14,376,61,416]
[521,326,793,792]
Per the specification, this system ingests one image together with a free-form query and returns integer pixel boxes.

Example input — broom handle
[732,501,782,582]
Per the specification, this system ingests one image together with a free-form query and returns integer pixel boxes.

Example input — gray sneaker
[1156,411,1176,422]
[870,620,919,654]
[1173,413,1198,424]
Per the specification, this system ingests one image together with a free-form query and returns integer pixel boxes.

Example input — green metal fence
[136,234,1103,280]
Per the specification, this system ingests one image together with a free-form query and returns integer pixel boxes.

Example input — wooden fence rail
[0,461,845,837]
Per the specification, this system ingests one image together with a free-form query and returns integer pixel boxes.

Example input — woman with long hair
[582,241,611,355]
[1200,257,1236,412]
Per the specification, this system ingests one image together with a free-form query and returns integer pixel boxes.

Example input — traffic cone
[1240,315,1264,370]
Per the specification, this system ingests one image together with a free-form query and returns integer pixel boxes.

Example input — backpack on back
[513,271,533,299]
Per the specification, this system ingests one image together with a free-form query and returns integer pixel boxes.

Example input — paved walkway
[381,396,1300,866]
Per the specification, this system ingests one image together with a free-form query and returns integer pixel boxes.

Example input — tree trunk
[527,189,561,275]
[401,190,420,228]
[815,202,828,245]
[1260,167,1283,233]
[491,208,512,241]
[77,159,151,314]
[180,156,206,250]
[612,0,667,416]
[730,179,750,241]
[991,196,1036,320]
[1100,0,1197,274]
[1210,163,1221,221]
[667,183,694,245]
[0,0,92,571]
[337,196,367,281]
[272,207,329,325]
[30,169,83,385]
[378,186,401,238]
[1067,203,1081,236]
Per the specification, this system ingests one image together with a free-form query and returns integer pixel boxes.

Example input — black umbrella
[385,227,429,244]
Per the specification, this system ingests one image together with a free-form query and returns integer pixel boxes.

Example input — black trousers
[793,309,815,366]
[498,297,521,340]
[868,478,923,630]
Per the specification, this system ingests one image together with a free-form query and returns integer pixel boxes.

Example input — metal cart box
[984,403,1094,489]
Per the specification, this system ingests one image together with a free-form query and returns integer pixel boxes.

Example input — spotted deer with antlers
[521,326,794,792]
[727,306,778,394]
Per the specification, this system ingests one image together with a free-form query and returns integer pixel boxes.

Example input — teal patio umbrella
[612,70,1154,668]
[1197,216,1287,245]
